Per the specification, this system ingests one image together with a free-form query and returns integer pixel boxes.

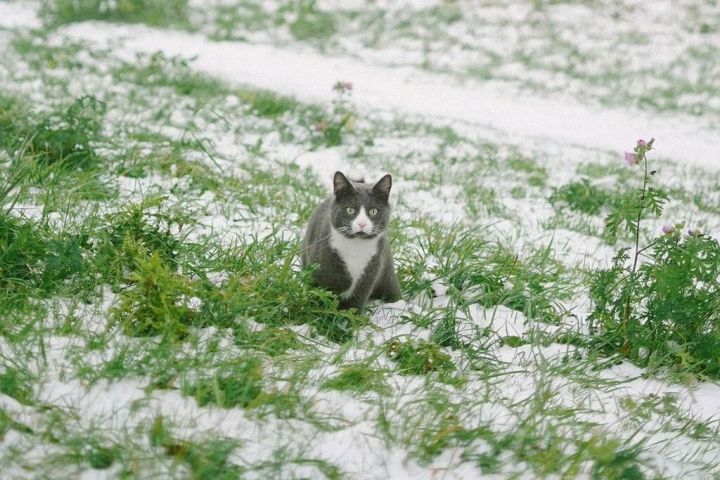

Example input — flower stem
[622,151,649,350]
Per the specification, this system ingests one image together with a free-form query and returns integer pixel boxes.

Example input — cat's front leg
[338,258,380,311]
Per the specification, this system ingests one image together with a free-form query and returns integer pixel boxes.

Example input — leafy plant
[590,139,720,377]
[0,212,89,304]
[110,248,196,340]
[93,197,184,286]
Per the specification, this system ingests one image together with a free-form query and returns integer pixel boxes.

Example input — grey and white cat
[302,171,401,310]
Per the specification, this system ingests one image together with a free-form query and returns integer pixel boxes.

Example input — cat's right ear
[333,171,354,198]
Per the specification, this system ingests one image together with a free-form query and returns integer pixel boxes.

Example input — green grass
[183,357,264,409]
[321,364,389,394]
[40,0,190,27]
[2,16,720,479]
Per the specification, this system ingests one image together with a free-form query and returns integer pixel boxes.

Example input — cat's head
[331,171,392,239]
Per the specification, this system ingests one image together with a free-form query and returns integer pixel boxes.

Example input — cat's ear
[372,174,392,200]
[333,171,354,198]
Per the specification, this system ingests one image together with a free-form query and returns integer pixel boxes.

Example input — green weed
[93,197,185,286]
[549,178,614,215]
[287,1,336,41]
[0,364,35,405]
[150,417,242,479]
[385,340,455,375]
[321,364,389,394]
[590,140,720,378]
[40,0,189,27]
[110,248,196,340]
[183,357,263,409]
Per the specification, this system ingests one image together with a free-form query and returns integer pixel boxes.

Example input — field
[2,1,720,478]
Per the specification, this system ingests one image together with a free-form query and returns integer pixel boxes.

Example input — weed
[311,81,354,148]
[385,340,454,375]
[590,140,720,377]
[110,249,196,340]
[28,96,106,170]
[0,364,34,405]
[200,238,364,343]
[183,357,263,409]
[321,364,389,394]
[287,0,336,41]
[40,0,189,27]
[93,197,184,286]
[150,417,242,479]
[549,178,614,215]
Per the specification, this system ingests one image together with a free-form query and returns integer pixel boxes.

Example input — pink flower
[624,151,639,166]
[662,225,674,235]
[637,139,647,148]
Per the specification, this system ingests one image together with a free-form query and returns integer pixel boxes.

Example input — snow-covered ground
[59,20,720,170]
[1,1,720,479]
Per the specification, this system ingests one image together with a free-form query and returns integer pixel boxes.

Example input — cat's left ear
[333,171,355,198]
[372,174,392,200]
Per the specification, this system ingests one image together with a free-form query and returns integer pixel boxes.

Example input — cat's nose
[358,222,367,230]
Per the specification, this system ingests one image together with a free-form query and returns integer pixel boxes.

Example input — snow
[2,2,720,479]
[52,21,720,170]
[0,1,41,30]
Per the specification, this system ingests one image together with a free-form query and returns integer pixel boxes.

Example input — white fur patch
[351,206,374,234]
[330,227,380,299]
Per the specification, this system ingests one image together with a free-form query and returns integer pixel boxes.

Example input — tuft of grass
[288,1,336,41]
[399,223,570,324]
[93,197,185,286]
[238,89,299,118]
[110,248,196,340]
[235,326,300,357]
[385,340,455,375]
[40,0,189,27]
[0,408,34,439]
[321,364,389,394]
[199,238,364,343]
[150,417,242,479]
[183,357,263,409]
[0,211,91,309]
[26,96,106,170]
[507,155,548,187]
[549,178,614,215]
[113,52,226,100]
[0,364,35,406]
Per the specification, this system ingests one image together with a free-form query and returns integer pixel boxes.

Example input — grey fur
[302,172,401,310]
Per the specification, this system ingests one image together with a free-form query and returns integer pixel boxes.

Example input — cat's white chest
[330,228,380,299]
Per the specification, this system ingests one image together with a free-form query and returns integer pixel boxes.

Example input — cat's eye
[368,208,379,216]
[345,207,356,215]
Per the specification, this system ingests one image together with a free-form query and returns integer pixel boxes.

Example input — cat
[301,171,401,310]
